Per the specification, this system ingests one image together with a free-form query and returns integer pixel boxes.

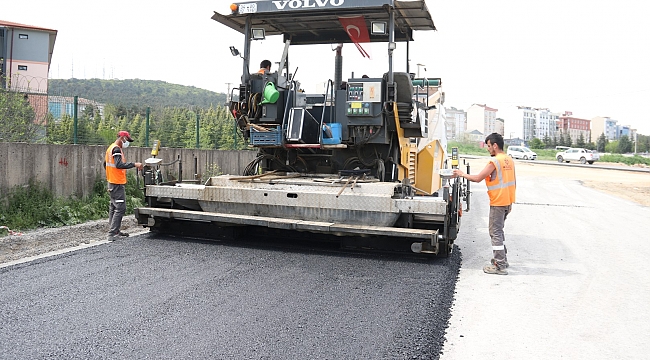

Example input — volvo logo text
[272,0,344,10]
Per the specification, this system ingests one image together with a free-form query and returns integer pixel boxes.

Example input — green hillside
[48,78,227,108]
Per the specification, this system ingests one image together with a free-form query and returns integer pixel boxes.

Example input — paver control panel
[346,81,382,116]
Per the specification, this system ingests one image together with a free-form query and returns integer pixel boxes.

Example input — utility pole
[225,82,233,107]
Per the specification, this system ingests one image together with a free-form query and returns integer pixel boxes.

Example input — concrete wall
[0,142,258,198]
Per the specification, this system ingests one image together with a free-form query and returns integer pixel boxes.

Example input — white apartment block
[467,104,499,136]
[536,109,559,139]
[444,107,466,140]
[512,106,559,141]
[512,106,536,140]
[591,116,618,140]
[495,118,504,137]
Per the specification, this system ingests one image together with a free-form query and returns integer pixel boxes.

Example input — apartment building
[536,108,559,139]
[467,104,499,136]
[0,20,57,93]
[495,117,504,137]
[48,96,105,120]
[444,107,466,140]
[511,106,560,141]
[558,111,591,144]
[591,116,618,140]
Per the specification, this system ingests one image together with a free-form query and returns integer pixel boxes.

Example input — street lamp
[416,63,426,78]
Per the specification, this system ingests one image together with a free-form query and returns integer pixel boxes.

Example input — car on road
[556,148,600,164]
[507,146,537,160]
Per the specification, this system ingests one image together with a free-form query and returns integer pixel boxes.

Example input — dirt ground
[466,158,650,207]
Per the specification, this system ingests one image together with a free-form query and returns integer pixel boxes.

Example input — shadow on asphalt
[143,228,456,265]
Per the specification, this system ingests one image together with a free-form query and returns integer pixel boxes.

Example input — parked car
[507,146,537,160]
[556,148,600,164]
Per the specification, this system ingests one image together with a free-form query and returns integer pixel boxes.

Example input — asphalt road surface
[0,233,460,359]
[2,158,648,359]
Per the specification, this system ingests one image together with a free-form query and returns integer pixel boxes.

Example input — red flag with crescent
[338,16,371,58]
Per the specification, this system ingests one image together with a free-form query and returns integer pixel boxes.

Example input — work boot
[483,263,508,275]
[107,231,129,241]
[492,258,509,269]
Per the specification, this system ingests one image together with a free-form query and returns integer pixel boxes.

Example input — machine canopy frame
[211,0,436,45]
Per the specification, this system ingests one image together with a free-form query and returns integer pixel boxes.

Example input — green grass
[600,154,650,166]
[448,141,490,156]
[450,141,649,164]
[0,174,144,235]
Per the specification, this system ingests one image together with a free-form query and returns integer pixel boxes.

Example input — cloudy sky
[4,0,650,135]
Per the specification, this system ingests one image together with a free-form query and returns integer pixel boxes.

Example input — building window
[19,34,28,39]
[18,65,27,71]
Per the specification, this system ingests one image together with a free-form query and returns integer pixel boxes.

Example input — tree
[630,134,649,153]
[529,137,544,149]
[543,134,551,148]
[0,90,41,142]
[566,133,573,147]
[605,140,618,154]
[597,133,608,152]
[617,135,632,154]
[577,133,586,147]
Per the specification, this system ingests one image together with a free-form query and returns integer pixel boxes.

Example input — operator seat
[383,72,415,124]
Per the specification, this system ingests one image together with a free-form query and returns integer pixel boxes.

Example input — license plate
[239,3,258,14]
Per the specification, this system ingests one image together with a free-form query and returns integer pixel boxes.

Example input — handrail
[318,79,334,145]
[281,80,297,145]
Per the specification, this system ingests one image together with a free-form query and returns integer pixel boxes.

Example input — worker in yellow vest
[453,133,516,275]
[105,131,143,241]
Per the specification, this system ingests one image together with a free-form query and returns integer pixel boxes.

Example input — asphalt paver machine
[135,0,470,256]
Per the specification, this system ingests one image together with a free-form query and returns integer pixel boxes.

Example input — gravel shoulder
[0,216,142,265]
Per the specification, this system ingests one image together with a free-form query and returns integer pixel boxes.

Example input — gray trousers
[108,183,126,235]
[488,205,511,267]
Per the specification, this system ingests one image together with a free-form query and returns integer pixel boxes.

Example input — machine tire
[580,157,587,164]
[557,156,563,163]
[588,161,594,164]
[523,155,529,160]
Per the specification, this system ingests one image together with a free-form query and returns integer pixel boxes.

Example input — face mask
[122,140,130,148]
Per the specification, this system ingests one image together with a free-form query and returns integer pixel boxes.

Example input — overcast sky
[4,0,650,135]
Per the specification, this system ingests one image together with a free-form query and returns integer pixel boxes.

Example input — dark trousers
[108,183,126,235]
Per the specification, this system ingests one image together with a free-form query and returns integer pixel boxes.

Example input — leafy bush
[600,154,650,166]
[0,174,144,235]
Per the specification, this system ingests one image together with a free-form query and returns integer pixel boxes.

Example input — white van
[507,146,537,160]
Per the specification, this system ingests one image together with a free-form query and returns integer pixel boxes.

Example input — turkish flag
[338,16,371,58]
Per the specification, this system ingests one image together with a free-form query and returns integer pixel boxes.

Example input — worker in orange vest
[105,131,143,240]
[258,59,272,74]
[453,133,516,275]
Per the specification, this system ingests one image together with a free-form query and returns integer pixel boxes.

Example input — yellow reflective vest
[485,153,516,206]
[105,143,127,185]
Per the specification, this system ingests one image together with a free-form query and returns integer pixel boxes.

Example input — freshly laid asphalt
[0,232,460,359]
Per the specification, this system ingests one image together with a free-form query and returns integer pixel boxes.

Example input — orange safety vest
[105,143,127,185]
[485,153,516,206]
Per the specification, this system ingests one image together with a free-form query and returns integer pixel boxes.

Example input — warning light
[230,4,238,12]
